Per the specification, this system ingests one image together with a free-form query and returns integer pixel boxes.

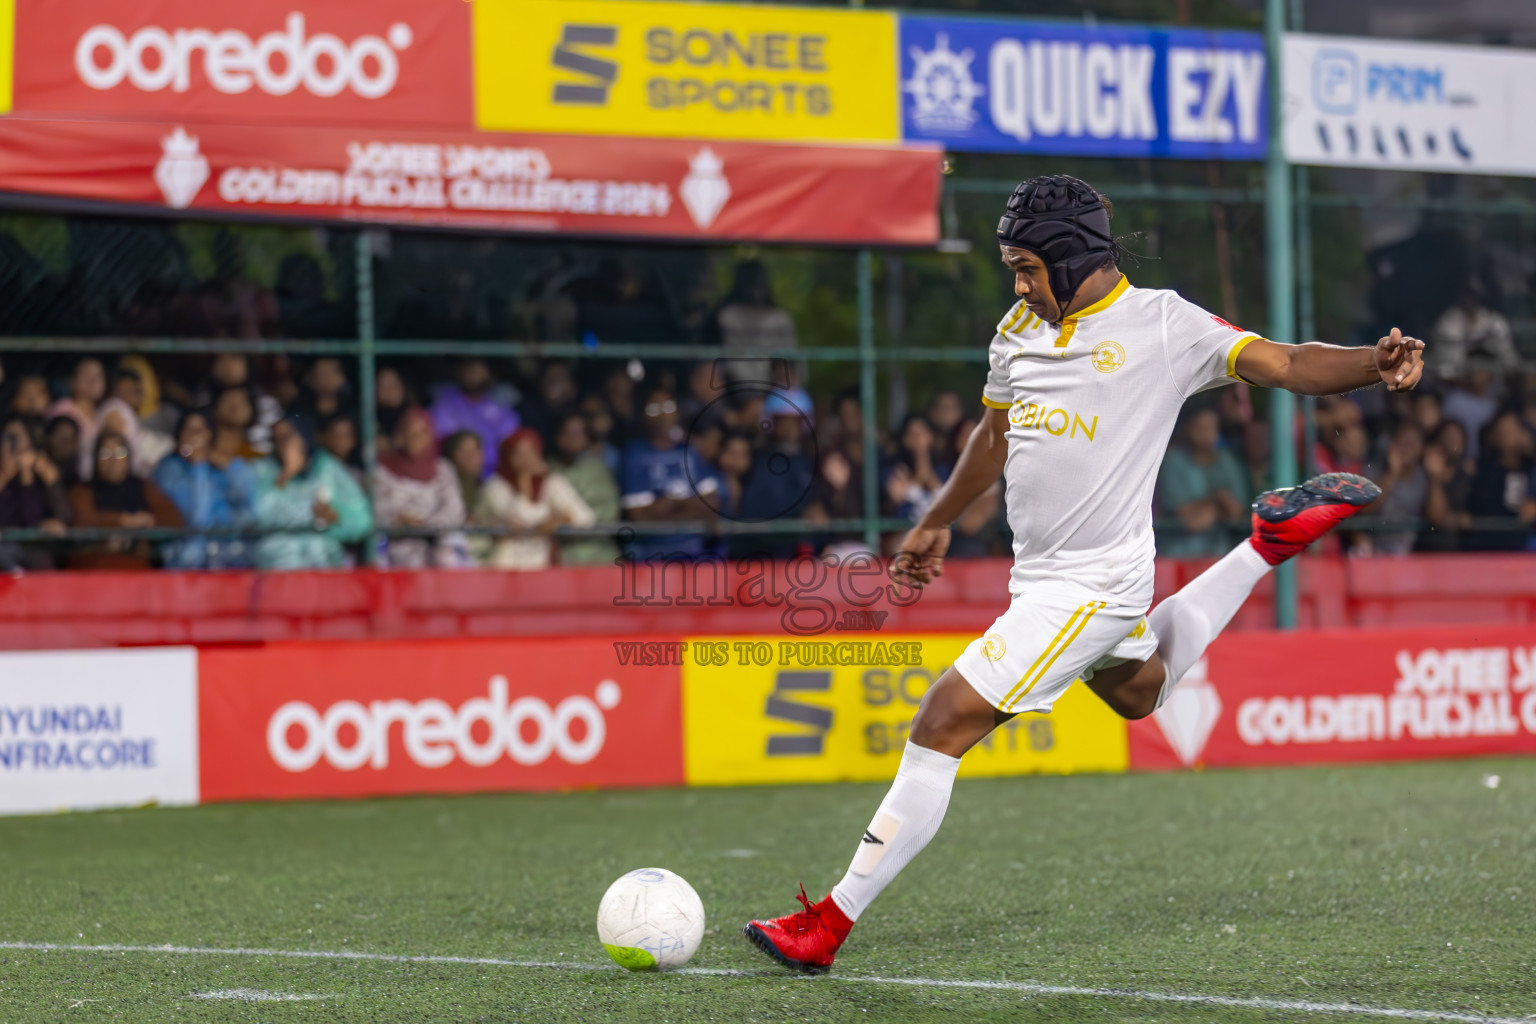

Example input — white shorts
[953,583,1159,714]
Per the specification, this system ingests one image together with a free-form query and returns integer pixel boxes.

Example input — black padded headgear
[996,175,1114,312]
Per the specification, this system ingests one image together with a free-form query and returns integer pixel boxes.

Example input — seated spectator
[1430,281,1520,381]
[118,354,178,436]
[318,414,363,485]
[44,415,82,489]
[291,356,353,424]
[580,394,621,476]
[430,357,520,476]
[210,386,263,465]
[619,387,717,558]
[926,389,966,468]
[153,410,255,570]
[46,356,106,457]
[443,430,485,512]
[883,414,949,524]
[600,368,638,448]
[1465,411,1536,551]
[9,374,50,419]
[0,415,68,571]
[1241,420,1271,496]
[375,408,469,569]
[375,366,411,453]
[95,393,173,479]
[1313,396,1367,475]
[521,361,580,436]
[68,428,183,569]
[741,394,816,523]
[1443,361,1501,463]
[550,413,620,566]
[480,428,595,571]
[716,431,753,520]
[678,361,725,436]
[252,414,372,570]
[1157,407,1246,556]
[1422,420,1474,550]
[1409,391,1443,440]
[195,353,283,455]
[1362,421,1428,555]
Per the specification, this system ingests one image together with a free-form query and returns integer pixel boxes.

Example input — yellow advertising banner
[0,0,12,114]
[473,0,898,144]
[682,635,1128,786]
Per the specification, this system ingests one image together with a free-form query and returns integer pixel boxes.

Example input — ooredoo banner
[1131,625,1536,770]
[0,647,199,815]
[197,638,683,802]
[0,118,941,245]
[9,0,472,128]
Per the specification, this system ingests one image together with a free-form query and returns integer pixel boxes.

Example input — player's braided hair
[996,174,1122,310]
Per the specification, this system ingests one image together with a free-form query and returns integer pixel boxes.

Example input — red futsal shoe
[743,885,854,973]
[1249,472,1381,565]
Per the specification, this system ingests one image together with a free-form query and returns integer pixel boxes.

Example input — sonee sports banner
[473,0,899,145]
[899,14,1267,160]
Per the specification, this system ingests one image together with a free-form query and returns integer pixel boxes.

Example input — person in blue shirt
[153,410,256,569]
[620,386,717,559]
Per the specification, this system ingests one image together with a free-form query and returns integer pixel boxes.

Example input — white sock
[1148,541,1272,709]
[830,741,961,922]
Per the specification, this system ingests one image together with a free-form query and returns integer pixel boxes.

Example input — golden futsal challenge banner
[682,635,1129,786]
[473,0,899,143]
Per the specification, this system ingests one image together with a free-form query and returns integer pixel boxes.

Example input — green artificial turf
[1,757,1533,1023]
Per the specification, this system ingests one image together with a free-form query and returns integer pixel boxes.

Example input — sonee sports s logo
[551,24,618,105]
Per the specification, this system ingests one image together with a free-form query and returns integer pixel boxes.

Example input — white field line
[193,989,334,1002]
[1,941,1528,1024]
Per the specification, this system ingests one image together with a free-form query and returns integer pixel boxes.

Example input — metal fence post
[356,230,379,567]
[1265,0,1299,629]
[857,249,879,551]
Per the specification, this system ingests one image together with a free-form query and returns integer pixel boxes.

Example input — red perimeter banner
[9,0,473,129]
[1130,625,1536,770]
[0,118,941,245]
[198,638,684,802]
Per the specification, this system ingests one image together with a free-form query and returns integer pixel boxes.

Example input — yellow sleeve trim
[981,395,1011,410]
[1226,334,1262,385]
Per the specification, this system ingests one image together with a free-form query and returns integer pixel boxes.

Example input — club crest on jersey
[981,633,1007,661]
[1090,340,1127,373]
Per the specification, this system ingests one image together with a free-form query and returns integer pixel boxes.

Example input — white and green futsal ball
[596,867,705,970]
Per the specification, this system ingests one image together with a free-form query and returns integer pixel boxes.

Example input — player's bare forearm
[917,406,1008,530]
[1234,328,1425,396]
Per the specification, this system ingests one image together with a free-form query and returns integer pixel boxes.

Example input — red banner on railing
[10,0,474,128]
[1130,625,1536,770]
[0,118,941,245]
[198,638,685,803]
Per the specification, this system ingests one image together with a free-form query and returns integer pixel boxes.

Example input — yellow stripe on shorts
[999,601,1105,711]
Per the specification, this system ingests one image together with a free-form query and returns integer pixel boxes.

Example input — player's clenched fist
[891,524,950,587]
[1374,327,1425,392]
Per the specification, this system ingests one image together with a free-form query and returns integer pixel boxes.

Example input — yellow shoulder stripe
[999,304,1028,336]
[981,395,1011,410]
[1226,334,1263,385]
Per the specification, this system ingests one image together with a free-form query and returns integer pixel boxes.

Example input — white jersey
[981,274,1261,601]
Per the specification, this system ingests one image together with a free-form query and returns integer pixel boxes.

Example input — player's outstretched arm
[891,406,1008,587]
[1234,327,1425,396]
